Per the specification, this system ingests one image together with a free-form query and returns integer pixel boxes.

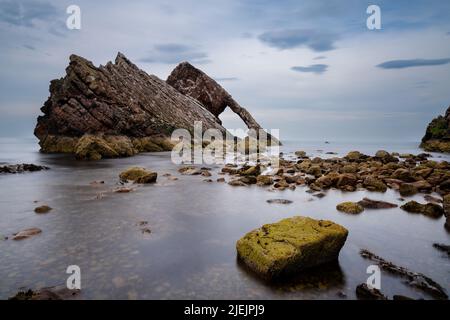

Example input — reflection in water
[237,258,346,296]
[0,138,449,299]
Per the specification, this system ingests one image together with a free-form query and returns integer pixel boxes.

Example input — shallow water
[0,138,449,299]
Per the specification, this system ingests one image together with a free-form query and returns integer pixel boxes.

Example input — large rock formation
[167,62,278,143]
[420,106,450,153]
[34,53,227,159]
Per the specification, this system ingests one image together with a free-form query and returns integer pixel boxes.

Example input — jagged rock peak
[34,53,226,159]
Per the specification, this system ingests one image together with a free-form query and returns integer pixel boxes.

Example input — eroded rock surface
[34,53,227,159]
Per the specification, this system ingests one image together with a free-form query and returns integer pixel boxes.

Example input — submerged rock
[12,228,42,240]
[355,284,388,300]
[400,200,444,218]
[266,199,293,204]
[336,202,364,214]
[360,249,448,299]
[9,287,80,300]
[0,163,49,174]
[236,216,348,279]
[119,167,157,184]
[357,198,398,209]
[34,205,52,214]
[433,243,450,257]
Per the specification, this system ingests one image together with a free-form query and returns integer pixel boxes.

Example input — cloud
[23,44,35,50]
[0,0,58,27]
[138,44,210,64]
[291,64,328,74]
[313,56,326,60]
[214,77,239,82]
[258,29,338,52]
[376,58,450,69]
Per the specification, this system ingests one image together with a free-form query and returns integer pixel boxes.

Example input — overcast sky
[0,0,449,141]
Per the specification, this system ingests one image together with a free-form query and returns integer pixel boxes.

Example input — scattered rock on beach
[12,228,42,240]
[256,175,273,186]
[357,198,397,209]
[336,202,364,214]
[0,163,49,174]
[266,199,293,204]
[399,183,418,197]
[9,287,80,300]
[360,249,448,299]
[355,284,388,300]
[433,243,450,257]
[119,167,157,183]
[236,216,348,279]
[34,205,52,214]
[400,201,444,218]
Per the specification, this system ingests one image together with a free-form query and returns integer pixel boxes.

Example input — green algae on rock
[420,106,450,153]
[39,134,174,160]
[119,167,157,184]
[236,216,348,279]
[336,202,364,214]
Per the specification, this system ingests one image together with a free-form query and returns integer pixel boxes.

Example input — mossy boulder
[295,150,307,158]
[74,134,137,160]
[363,176,387,192]
[119,167,157,183]
[400,201,444,218]
[336,202,364,214]
[345,151,367,161]
[256,175,273,186]
[443,194,450,216]
[399,183,418,197]
[236,216,348,279]
[240,165,261,176]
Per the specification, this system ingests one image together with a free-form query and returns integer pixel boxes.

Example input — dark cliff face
[34,53,225,141]
[420,106,450,153]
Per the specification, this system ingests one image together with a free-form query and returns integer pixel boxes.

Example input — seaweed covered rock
[336,202,364,214]
[236,216,348,279]
[420,106,450,153]
[119,167,157,184]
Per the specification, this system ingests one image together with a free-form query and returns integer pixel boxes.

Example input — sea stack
[34,53,227,159]
[420,106,450,153]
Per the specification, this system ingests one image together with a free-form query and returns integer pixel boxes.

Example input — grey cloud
[0,0,58,27]
[291,64,328,74]
[139,44,210,64]
[23,44,35,50]
[258,29,338,52]
[313,56,326,60]
[377,58,450,69]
